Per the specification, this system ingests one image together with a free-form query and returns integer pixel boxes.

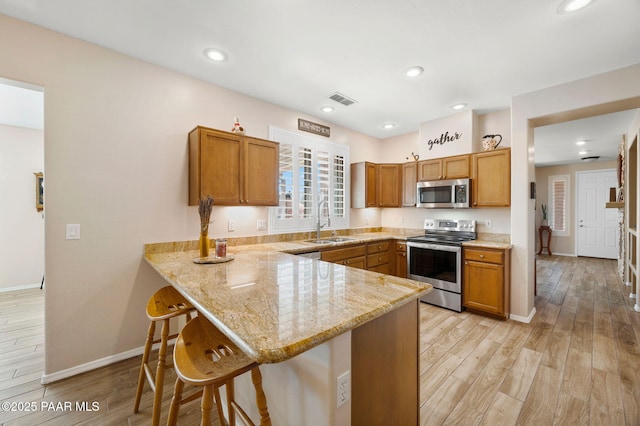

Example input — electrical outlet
[228,220,236,232]
[257,219,267,230]
[66,224,81,240]
[485,219,492,228]
[336,370,350,408]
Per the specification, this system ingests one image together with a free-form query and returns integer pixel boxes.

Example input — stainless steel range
[406,219,476,312]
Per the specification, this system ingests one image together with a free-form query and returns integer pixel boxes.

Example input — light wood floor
[1,255,639,425]
[419,255,640,425]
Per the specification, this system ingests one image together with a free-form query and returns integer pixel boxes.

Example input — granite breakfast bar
[144,239,431,425]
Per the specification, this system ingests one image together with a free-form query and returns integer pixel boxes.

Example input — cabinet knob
[480,254,485,258]
[465,261,468,265]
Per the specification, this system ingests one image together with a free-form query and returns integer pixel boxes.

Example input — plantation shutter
[548,174,569,236]
[552,179,566,231]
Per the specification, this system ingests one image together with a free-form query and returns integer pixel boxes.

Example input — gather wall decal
[426,131,462,150]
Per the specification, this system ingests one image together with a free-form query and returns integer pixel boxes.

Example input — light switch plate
[66,224,81,240]
[228,220,236,232]
[257,219,267,230]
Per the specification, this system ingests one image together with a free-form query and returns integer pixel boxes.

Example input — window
[548,174,569,236]
[269,127,350,233]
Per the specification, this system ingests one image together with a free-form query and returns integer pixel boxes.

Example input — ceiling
[0,0,639,164]
[534,110,637,167]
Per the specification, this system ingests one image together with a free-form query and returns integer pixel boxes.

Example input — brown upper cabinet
[351,162,378,208]
[377,164,402,207]
[188,126,279,206]
[351,162,402,208]
[417,154,470,181]
[472,148,511,207]
[402,162,417,207]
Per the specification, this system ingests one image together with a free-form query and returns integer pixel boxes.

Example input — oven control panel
[424,219,476,232]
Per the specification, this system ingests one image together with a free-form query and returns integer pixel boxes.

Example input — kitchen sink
[324,237,355,242]
[305,239,334,244]
[305,237,355,244]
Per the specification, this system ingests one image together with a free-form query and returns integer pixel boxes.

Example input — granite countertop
[462,240,513,249]
[144,240,431,364]
[229,232,409,255]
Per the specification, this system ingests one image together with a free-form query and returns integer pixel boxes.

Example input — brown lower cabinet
[320,239,396,274]
[320,244,366,269]
[462,246,511,319]
[395,241,407,278]
[366,240,391,274]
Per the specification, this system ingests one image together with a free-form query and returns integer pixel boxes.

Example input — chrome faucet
[317,197,330,240]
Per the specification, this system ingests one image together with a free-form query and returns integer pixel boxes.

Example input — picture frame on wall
[35,172,43,211]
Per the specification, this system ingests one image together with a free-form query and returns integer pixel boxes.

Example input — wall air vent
[328,92,358,106]
[581,156,600,162]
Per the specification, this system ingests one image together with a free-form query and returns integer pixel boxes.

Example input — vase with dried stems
[198,196,214,258]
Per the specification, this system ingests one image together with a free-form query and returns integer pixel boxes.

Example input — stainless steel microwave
[416,178,471,208]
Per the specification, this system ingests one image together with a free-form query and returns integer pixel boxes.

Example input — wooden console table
[538,225,552,255]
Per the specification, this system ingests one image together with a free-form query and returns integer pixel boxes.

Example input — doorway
[0,78,44,292]
[576,169,619,259]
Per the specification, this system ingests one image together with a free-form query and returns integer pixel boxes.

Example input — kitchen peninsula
[144,236,431,425]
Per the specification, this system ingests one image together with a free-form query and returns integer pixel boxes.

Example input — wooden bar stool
[167,315,271,426]
[134,286,196,426]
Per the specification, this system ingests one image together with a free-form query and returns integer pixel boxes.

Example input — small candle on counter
[215,238,227,258]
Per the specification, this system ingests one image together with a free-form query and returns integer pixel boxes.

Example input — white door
[576,170,619,259]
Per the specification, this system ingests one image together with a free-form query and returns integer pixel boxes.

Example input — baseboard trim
[40,338,176,385]
[0,283,42,293]
[41,346,143,384]
[510,307,536,323]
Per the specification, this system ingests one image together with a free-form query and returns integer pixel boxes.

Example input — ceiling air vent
[581,156,600,162]
[328,92,358,106]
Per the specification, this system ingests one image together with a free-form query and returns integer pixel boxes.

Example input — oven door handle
[406,242,461,253]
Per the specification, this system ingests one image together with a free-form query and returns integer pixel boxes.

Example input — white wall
[0,123,44,290]
[0,14,381,377]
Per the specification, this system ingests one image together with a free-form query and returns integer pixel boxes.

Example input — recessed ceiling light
[558,0,594,14]
[382,123,396,129]
[203,48,228,62]
[451,103,467,110]
[320,106,334,113]
[576,140,587,145]
[579,150,588,155]
[405,66,424,78]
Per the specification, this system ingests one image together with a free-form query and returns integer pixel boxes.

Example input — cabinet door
[463,260,505,317]
[321,244,367,263]
[365,163,378,207]
[402,162,417,207]
[417,159,442,181]
[342,256,366,269]
[472,149,510,207]
[243,136,279,205]
[396,241,407,278]
[189,128,242,205]
[378,164,402,207]
[443,155,470,179]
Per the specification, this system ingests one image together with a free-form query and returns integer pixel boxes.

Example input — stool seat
[147,286,194,320]
[168,316,271,426]
[134,286,195,426]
